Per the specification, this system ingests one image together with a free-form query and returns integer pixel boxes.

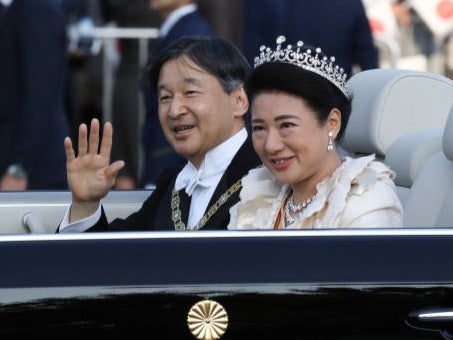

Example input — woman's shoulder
[321,154,398,206]
[230,166,287,230]
[343,155,402,209]
[240,165,283,201]
[343,155,396,182]
[323,155,403,227]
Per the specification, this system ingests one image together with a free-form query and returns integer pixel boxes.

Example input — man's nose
[168,97,187,118]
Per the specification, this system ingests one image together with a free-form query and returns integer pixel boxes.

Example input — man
[0,0,70,190]
[140,0,212,189]
[58,35,260,232]
[242,0,378,78]
[105,0,162,190]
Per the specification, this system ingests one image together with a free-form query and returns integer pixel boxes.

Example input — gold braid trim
[171,179,242,231]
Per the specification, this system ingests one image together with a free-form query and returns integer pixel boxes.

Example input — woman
[228,36,403,230]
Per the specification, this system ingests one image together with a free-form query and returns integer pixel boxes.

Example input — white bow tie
[183,172,211,196]
[175,163,213,196]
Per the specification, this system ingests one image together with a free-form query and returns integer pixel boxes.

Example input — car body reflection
[1,229,453,339]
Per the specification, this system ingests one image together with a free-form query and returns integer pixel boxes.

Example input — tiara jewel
[254,36,351,99]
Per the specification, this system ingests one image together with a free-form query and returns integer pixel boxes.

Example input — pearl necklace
[284,192,318,225]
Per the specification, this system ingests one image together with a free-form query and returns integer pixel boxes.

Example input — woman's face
[251,91,339,189]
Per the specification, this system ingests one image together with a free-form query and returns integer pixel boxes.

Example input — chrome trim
[2,228,453,242]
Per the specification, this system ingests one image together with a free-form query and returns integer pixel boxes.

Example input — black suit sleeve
[86,169,178,232]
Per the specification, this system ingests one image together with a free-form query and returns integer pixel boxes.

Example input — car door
[1,229,453,339]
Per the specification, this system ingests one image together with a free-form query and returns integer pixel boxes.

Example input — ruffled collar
[236,155,394,229]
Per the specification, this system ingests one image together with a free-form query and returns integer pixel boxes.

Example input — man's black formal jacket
[89,137,261,231]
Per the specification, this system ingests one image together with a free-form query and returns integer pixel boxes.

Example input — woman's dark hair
[148,35,250,94]
[246,62,351,141]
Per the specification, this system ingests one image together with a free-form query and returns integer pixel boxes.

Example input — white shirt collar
[175,128,248,196]
[159,3,197,38]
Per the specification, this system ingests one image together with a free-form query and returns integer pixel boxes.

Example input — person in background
[391,0,439,71]
[0,0,70,190]
[0,0,9,21]
[63,0,103,145]
[242,0,379,78]
[228,36,403,230]
[141,0,212,189]
[101,0,162,190]
[58,35,260,232]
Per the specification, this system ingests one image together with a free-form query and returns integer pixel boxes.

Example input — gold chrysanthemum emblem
[187,300,228,340]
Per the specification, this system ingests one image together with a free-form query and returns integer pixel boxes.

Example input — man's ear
[232,85,249,118]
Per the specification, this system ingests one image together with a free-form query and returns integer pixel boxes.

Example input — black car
[1,228,453,339]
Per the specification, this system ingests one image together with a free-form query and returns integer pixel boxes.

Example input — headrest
[341,69,453,156]
[443,105,453,161]
[386,129,442,187]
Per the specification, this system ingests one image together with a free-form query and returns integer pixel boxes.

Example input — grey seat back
[403,105,453,227]
[385,128,443,205]
[341,68,453,159]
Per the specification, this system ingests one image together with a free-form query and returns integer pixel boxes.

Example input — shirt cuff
[59,203,102,233]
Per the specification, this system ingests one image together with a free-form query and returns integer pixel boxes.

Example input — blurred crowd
[0,0,451,191]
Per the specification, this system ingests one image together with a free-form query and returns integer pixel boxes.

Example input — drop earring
[327,131,334,152]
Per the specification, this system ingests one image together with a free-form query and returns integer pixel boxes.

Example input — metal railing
[92,27,159,123]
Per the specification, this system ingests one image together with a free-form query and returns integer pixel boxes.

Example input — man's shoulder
[154,167,181,189]
[231,136,261,168]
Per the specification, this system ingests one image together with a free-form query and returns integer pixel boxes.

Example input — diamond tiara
[253,36,351,99]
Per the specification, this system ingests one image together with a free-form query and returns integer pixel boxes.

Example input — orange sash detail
[273,205,284,230]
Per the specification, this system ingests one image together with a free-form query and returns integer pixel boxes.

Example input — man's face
[156,57,246,167]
